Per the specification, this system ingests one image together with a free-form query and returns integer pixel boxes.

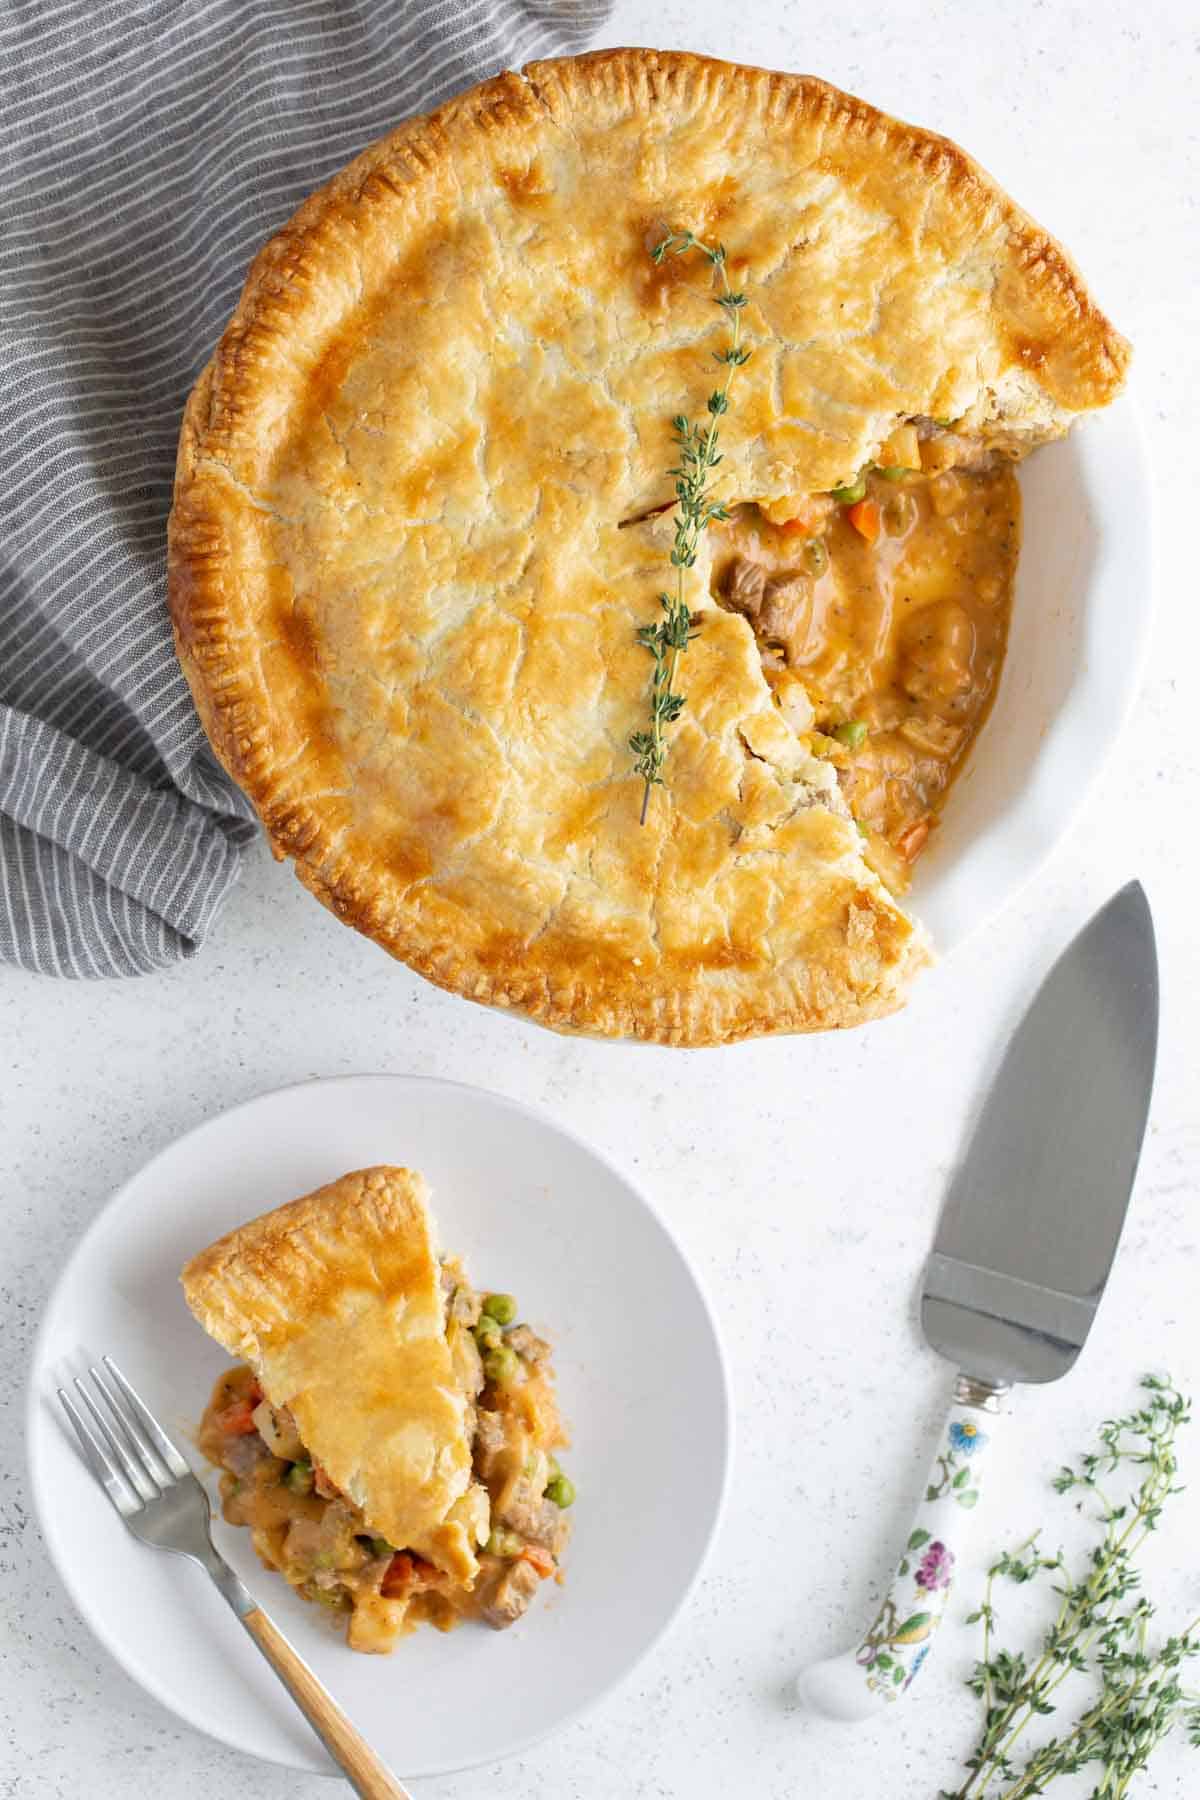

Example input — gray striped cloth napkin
[1,0,610,979]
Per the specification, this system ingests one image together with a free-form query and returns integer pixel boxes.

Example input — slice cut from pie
[183,1167,571,1649]
[168,50,1128,1045]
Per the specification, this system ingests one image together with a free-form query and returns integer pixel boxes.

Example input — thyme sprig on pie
[168,50,1129,1044]
[630,229,751,821]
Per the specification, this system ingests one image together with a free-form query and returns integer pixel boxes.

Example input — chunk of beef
[759,575,811,662]
[507,1324,550,1365]
[499,1492,570,1553]
[281,1515,326,1565]
[479,1553,543,1630]
[473,1406,508,1484]
[221,1431,273,1479]
[721,557,766,618]
[282,1500,362,1577]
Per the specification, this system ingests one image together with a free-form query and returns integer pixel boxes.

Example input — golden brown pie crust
[168,50,1128,1045]
[181,1167,482,1577]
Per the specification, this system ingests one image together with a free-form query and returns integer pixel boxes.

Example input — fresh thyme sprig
[943,1376,1200,1800]
[629,229,751,824]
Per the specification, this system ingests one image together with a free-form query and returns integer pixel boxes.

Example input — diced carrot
[217,1399,259,1435]
[520,1545,556,1579]
[381,1552,440,1597]
[846,498,881,543]
[381,1553,414,1597]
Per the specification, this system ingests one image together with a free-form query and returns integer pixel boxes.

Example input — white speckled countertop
[4,3,1199,1795]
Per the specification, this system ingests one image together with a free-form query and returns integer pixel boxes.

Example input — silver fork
[59,1356,412,1798]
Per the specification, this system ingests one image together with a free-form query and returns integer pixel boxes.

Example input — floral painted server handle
[798,1377,1006,1719]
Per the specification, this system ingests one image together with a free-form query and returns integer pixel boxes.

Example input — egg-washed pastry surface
[168,49,1127,1045]
[184,1167,572,1650]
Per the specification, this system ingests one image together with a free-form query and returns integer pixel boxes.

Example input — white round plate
[27,1076,731,1778]
[911,391,1153,949]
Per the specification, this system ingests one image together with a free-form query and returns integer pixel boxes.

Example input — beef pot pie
[183,1167,572,1650]
[168,50,1128,1045]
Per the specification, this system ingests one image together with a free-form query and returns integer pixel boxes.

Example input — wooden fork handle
[240,1606,413,1798]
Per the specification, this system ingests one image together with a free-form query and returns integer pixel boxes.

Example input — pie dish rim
[167,47,1130,1043]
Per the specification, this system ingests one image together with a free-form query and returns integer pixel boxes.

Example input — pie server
[798,880,1159,1719]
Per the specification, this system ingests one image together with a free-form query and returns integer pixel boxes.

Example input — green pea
[830,476,867,504]
[855,819,869,839]
[484,1346,520,1389]
[473,1316,503,1351]
[545,1474,576,1509]
[482,1293,518,1326]
[879,465,910,481]
[804,538,829,577]
[369,1537,393,1560]
[284,1459,314,1494]
[834,721,868,751]
[485,1528,522,1557]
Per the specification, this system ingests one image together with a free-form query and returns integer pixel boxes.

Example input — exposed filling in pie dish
[198,1272,570,1649]
[712,421,1019,891]
[182,1166,571,1653]
[168,49,1129,1045]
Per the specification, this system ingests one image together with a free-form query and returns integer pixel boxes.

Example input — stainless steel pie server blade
[799,882,1159,1723]
[922,878,1158,1386]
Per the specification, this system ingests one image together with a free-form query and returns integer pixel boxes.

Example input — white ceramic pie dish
[26,1076,731,1778]
[912,391,1153,950]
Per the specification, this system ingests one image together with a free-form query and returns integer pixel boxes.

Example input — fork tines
[59,1356,190,1516]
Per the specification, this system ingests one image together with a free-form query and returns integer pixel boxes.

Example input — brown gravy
[714,462,1020,890]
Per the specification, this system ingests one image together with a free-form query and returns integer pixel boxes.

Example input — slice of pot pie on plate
[183,1166,572,1651]
[168,49,1129,1045]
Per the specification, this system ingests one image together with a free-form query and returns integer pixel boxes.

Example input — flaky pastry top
[181,1166,480,1577]
[168,50,1127,1043]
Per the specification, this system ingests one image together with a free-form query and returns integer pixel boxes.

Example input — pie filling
[710,421,1020,892]
[198,1265,571,1653]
